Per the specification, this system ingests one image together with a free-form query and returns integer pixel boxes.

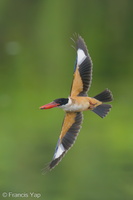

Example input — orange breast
[71,97,90,111]
[72,96,102,111]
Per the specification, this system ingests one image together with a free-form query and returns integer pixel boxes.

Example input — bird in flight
[40,34,113,171]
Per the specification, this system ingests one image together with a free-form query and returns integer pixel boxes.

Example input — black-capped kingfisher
[40,34,113,171]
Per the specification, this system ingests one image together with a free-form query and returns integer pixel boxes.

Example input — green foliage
[0,0,133,199]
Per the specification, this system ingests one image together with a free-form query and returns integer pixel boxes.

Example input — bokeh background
[0,0,133,200]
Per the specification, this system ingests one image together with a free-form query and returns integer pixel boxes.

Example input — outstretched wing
[47,112,83,171]
[70,35,93,97]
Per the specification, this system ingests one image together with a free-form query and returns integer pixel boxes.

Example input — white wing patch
[77,49,87,65]
[54,143,65,159]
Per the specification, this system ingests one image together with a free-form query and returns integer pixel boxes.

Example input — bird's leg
[88,98,102,110]
[89,102,98,110]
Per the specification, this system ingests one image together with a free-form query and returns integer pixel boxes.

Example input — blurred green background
[0,0,133,200]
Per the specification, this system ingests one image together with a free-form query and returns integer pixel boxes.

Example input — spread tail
[92,89,113,118]
[94,89,113,102]
[92,104,112,118]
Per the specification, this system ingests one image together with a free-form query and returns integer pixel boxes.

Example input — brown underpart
[88,97,102,110]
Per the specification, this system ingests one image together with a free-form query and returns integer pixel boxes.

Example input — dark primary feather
[78,57,92,96]
[76,35,88,56]
[62,112,83,150]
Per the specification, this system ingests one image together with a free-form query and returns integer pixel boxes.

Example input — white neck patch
[77,49,87,65]
[59,98,72,109]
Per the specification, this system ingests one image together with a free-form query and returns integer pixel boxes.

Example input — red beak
[40,102,60,109]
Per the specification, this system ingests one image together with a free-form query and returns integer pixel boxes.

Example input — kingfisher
[40,34,113,171]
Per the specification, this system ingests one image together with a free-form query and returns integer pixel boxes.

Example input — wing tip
[42,112,83,172]
[71,32,80,43]
[42,152,66,173]
[71,33,88,55]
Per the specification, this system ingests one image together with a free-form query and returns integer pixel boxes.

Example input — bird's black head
[40,98,69,110]
[54,98,69,106]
